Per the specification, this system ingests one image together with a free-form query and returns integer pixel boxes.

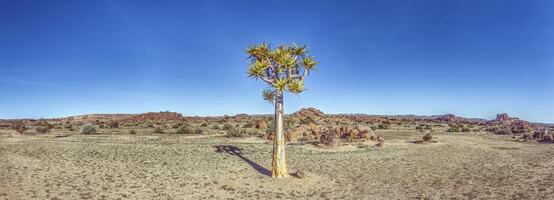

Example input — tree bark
[271,90,288,178]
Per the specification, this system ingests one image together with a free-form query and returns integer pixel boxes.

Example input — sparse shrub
[107,121,119,128]
[520,133,532,140]
[461,127,471,132]
[200,123,209,127]
[80,123,96,134]
[242,122,255,128]
[175,126,194,134]
[194,128,203,134]
[424,124,432,130]
[153,127,164,134]
[226,127,247,137]
[377,124,389,129]
[98,124,105,129]
[319,129,340,147]
[370,126,377,131]
[375,138,385,148]
[472,128,481,132]
[492,126,512,135]
[35,120,52,134]
[129,130,137,135]
[285,117,300,128]
[223,123,234,130]
[446,124,462,132]
[267,121,275,130]
[10,121,27,134]
[211,124,220,129]
[63,124,73,130]
[422,133,433,142]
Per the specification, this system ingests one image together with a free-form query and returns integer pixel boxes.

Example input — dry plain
[1,127,553,200]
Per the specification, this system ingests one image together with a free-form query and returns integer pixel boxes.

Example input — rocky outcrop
[118,112,184,123]
[292,107,325,118]
[436,114,462,123]
[486,113,535,134]
[291,107,325,125]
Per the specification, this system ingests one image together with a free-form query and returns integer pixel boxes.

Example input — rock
[292,169,306,179]
[255,121,267,129]
[422,133,432,142]
[292,107,325,118]
[319,129,340,147]
[496,113,510,121]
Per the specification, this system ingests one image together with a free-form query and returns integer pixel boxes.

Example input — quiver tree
[246,43,318,178]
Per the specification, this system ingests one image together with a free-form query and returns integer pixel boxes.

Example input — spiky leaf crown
[246,43,318,102]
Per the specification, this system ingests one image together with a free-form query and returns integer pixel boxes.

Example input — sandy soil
[1,130,553,199]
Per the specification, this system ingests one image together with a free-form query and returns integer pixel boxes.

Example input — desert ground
[1,125,553,200]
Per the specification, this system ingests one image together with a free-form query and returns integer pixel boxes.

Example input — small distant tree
[10,121,27,134]
[246,43,318,178]
[35,120,52,134]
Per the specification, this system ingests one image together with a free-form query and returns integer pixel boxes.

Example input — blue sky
[1,0,553,122]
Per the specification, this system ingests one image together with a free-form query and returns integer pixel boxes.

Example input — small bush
[194,128,203,134]
[35,120,52,134]
[223,123,234,130]
[422,133,433,142]
[490,126,512,135]
[226,127,247,137]
[107,121,119,129]
[129,130,137,134]
[10,121,27,134]
[175,126,194,134]
[319,129,340,147]
[377,124,389,129]
[153,127,164,134]
[242,122,255,128]
[80,123,96,134]
[211,124,220,129]
[446,124,463,132]
[375,138,385,148]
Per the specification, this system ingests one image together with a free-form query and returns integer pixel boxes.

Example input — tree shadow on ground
[213,145,271,177]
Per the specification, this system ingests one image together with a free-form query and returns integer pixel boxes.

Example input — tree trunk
[271,90,288,178]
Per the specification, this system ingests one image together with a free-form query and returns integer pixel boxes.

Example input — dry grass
[0,128,553,199]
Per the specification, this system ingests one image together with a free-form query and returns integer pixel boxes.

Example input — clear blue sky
[1,0,553,122]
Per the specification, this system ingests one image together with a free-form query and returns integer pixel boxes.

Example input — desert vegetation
[1,110,553,199]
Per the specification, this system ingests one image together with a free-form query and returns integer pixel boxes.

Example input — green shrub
[80,123,96,134]
[194,128,203,134]
[175,126,194,134]
[129,130,137,134]
[242,122,255,128]
[377,124,389,129]
[424,124,432,130]
[223,123,234,130]
[226,127,247,137]
[153,127,164,134]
